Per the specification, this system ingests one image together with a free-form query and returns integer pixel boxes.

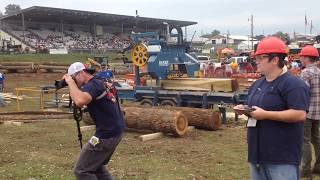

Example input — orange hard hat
[255,36,287,56]
[299,45,319,57]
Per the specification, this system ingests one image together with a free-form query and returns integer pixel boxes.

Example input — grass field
[0,72,252,179]
[0,53,124,64]
[0,120,249,180]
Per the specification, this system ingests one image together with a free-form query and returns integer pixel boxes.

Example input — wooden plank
[147,78,237,92]
[3,121,23,126]
[0,93,23,100]
[187,126,195,131]
[11,121,23,126]
[80,125,96,132]
[138,132,164,142]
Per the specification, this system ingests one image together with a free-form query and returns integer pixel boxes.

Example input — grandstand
[0,6,197,54]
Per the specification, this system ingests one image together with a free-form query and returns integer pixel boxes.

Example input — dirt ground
[0,73,317,180]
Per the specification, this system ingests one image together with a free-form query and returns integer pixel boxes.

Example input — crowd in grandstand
[6,27,132,52]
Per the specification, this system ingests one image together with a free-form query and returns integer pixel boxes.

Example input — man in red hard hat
[299,45,320,179]
[234,36,310,180]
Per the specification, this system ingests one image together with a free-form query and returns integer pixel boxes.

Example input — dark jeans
[302,119,320,173]
[250,163,299,180]
[74,135,122,180]
[0,95,4,107]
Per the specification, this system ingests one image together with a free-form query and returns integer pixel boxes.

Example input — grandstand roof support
[21,13,25,42]
[93,21,96,39]
[121,23,124,33]
[60,19,64,41]
[185,26,187,41]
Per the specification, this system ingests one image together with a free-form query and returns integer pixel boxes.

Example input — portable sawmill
[117,26,247,123]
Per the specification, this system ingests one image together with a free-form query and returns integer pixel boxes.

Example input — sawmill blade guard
[131,43,148,67]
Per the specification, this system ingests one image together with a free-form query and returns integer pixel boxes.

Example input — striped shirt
[300,63,320,120]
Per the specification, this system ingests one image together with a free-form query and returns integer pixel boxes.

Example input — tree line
[201,29,291,44]
[0,4,21,17]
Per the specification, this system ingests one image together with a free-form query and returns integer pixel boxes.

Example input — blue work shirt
[81,77,125,139]
[96,70,113,79]
[0,73,4,83]
[246,72,309,165]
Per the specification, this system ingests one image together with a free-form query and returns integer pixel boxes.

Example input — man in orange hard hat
[299,45,320,179]
[234,36,310,180]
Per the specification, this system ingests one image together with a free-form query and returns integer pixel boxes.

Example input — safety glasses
[255,55,270,61]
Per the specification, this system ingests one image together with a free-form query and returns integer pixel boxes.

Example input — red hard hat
[299,45,319,57]
[255,36,287,56]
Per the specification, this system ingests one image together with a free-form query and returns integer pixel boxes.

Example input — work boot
[301,170,312,179]
[312,167,320,175]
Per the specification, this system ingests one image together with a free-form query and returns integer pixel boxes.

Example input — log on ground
[38,65,68,70]
[0,66,33,70]
[123,107,188,136]
[0,111,72,121]
[0,62,34,66]
[172,107,221,130]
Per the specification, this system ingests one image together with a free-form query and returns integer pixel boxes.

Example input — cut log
[0,66,33,70]
[41,62,70,66]
[123,107,188,136]
[0,111,72,121]
[0,111,72,115]
[38,65,68,70]
[165,107,221,130]
[0,62,34,66]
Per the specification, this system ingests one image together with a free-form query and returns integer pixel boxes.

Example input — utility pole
[226,30,230,47]
[250,15,254,51]
[310,20,313,34]
[247,35,250,50]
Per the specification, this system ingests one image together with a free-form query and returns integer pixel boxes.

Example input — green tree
[4,4,21,15]
[211,29,220,37]
[272,31,290,44]
[201,29,220,38]
[254,35,265,41]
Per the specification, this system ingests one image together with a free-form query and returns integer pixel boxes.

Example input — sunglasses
[255,55,270,60]
[256,54,277,61]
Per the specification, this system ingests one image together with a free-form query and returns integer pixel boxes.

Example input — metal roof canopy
[1,6,197,29]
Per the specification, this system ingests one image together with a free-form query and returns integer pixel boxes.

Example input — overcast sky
[1,0,319,38]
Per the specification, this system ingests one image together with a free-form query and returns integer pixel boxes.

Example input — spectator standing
[230,60,239,74]
[234,37,310,180]
[0,72,5,92]
[299,45,320,179]
[96,64,114,80]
